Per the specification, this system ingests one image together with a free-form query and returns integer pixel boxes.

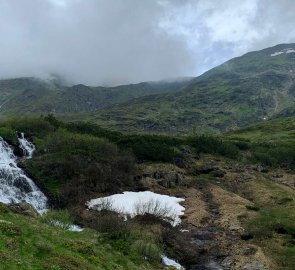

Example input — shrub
[131,240,161,262]
[246,205,260,211]
[92,211,132,240]
[4,117,55,137]
[134,199,176,224]
[188,135,239,158]
[117,135,181,162]
[0,127,17,144]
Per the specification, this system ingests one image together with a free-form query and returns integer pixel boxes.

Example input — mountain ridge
[1,43,295,134]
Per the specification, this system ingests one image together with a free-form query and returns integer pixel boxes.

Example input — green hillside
[1,44,295,135]
[79,43,295,134]
[0,116,295,269]
[0,77,190,115]
[0,204,160,270]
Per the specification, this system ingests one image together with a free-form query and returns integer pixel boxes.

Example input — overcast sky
[0,0,295,86]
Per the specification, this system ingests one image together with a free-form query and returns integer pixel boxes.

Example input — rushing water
[18,132,36,158]
[0,135,47,212]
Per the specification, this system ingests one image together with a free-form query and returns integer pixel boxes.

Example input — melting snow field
[87,191,185,226]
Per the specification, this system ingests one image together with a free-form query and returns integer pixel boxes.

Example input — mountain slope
[78,43,295,134]
[0,77,191,115]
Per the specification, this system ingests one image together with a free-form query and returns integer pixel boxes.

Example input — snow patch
[271,48,295,56]
[271,51,284,57]
[87,191,185,226]
[162,255,184,269]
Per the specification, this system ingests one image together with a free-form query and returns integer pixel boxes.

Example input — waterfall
[18,132,36,158]
[0,136,48,212]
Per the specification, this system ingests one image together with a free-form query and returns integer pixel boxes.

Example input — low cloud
[0,0,294,85]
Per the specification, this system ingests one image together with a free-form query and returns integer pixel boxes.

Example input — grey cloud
[0,0,194,85]
[0,0,295,85]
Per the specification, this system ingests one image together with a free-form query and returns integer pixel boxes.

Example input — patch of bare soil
[139,160,280,269]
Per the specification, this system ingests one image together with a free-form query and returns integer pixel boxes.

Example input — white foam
[0,137,47,212]
[18,133,35,159]
[162,255,184,269]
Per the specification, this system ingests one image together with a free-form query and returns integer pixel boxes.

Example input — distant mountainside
[0,77,191,115]
[77,43,295,134]
[1,43,295,134]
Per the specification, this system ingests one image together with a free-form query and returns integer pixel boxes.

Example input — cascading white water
[0,136,47,212]
[18,132,35,159]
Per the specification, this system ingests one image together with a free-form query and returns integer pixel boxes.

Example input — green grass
[0,205,160,270]
[246,207,295,270]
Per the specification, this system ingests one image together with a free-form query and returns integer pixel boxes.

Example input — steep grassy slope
[79,43,295,134]
[0,204,160,270]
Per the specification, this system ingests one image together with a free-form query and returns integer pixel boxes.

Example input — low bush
[246,205,260,211]
[134,199,176,224]
[188,135,240,158]
[131,240,161,263]
[0,127,17,144]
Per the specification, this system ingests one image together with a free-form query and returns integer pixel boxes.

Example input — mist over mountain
[0,43,294,134]
[1,0,295,85]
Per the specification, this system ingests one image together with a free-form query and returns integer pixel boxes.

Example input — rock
[239,261,268,270]
[13,177,33,193]
[158,172,185,188]
[254,165,268,173]
[240,246,257,256]
[221,257,233,268]
[210,170,226,178]
[229,225,244,233]
[173,157,191,168]
[13,146,24,158]
[7,203,39,218]
[194,165,219,175]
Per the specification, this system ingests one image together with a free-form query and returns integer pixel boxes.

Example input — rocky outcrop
[137,171,186,188]
[7,202,39,218]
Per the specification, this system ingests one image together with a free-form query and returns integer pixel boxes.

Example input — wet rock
[13,146,24,158]
[8,202,39,218]
[239,261,268,270]
[13,177,33,193]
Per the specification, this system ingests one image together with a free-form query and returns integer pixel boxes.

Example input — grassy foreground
[0,204,160,270]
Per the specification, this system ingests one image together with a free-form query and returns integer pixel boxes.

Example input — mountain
[1,43,295,135]
[76,43,295,134]
[0,77,191,116]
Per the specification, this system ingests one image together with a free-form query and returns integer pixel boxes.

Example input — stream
[0,135,47,212]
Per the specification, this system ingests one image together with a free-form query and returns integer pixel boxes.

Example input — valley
[0,43,295,270]
[0,113,294,269]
